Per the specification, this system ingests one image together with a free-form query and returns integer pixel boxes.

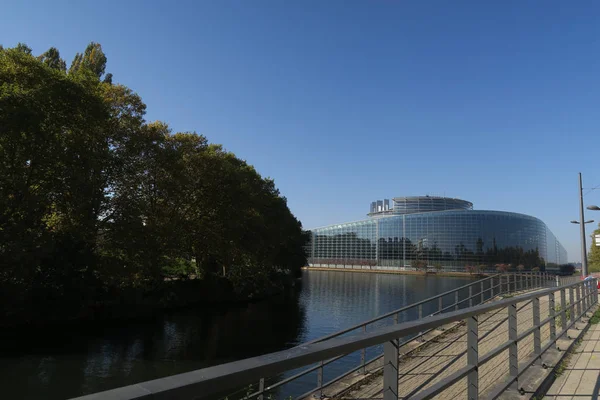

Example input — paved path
[333,288,579,399]
[545,321,600,399]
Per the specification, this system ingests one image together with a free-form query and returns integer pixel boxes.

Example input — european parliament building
[307,196,567,269]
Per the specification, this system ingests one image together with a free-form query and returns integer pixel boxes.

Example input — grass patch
[590,308,600,324]
[554,303,572,327]
[555,338,583,378]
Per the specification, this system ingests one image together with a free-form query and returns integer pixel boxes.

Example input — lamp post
[570,218,594,277]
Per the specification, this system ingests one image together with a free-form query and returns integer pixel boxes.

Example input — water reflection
[0,290,306,400]
[0,271,474,400]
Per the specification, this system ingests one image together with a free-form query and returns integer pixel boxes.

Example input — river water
[0,271,475,399]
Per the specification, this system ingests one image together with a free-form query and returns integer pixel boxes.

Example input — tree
[0,41,308,322]
[69,42,107,78]
[589,226,600,273]
[495,264,509,273]
[0,44,108,297]
[103,73,113,84]
[37,47,66,71]
[14,42,32,54]
[411,259,428,274]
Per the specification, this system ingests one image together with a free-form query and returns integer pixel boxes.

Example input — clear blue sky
[3,1,600,262]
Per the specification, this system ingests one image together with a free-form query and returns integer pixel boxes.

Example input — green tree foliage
[589,226,600,273]
[103,72,113,84]
[69,42,108,78]
[37,47,66,71]
[14,42,32,54]
[0,42,307,321]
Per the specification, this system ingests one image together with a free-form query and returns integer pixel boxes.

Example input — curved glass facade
[308,197,567,268]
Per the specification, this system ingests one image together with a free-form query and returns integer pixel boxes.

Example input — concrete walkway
[545,322,600,399]
[330,288,580,399]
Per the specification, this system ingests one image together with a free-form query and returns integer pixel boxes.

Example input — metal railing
[268,272,553,400]
[71,272,583,400]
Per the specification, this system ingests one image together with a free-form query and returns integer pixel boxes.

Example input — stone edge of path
[497,306,597,400]
[303,266,488,278]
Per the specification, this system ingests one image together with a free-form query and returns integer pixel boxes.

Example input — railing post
[556,275,560,288]
[258,378,265,400]
[469,286,473,307]
[549,291,556,346]
[438,296,442,314]
[532,272,535,288]
[569,287,575,324]
[533,297,541,361]
[455,290,459,311]
[467,315,479,400]
[544,272,547,286]
[560,288,567,334]
[583,281,588,312]
[520,272,523,290]
[508,303,518,389]
[317,361,323,398]
[361,325,366,374]
[513,273,516,293]
[418,304,423,340]
[383,340,399,400]
[394,312,399,345]
[586,280,590,309]
[576,283,582,319]
[480,280,484,305]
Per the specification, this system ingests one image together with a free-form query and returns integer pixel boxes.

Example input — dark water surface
[0,271,474,399]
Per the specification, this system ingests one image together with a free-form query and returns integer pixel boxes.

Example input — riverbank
[0,275,301,329]
[303,266,486,278]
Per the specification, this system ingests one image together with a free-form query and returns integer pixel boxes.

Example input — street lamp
[571,216,594,277]
[587,205,600,211]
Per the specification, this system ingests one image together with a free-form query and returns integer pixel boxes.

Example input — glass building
[307,196,567,269]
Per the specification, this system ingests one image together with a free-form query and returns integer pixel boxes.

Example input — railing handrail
[72,276,590,400]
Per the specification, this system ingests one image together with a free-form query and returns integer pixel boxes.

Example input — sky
[3,1,600,262]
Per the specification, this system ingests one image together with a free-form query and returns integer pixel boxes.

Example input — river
[0,270,475,399]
